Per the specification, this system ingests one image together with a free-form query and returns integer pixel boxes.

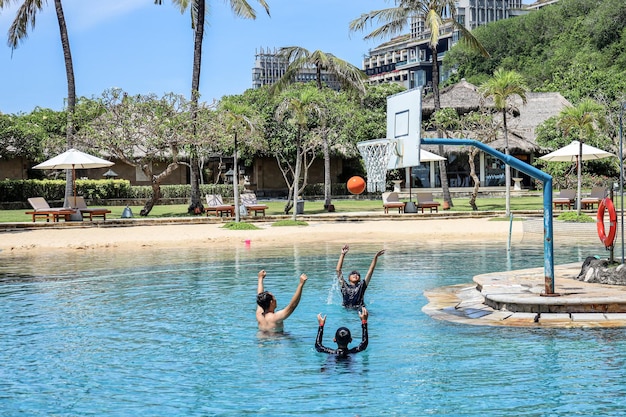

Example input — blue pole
[422,138,555,294]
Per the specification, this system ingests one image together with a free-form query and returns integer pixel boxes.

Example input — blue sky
[1,0,533,115]
[0,0,388,114]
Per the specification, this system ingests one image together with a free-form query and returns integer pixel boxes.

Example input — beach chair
[416,192,441,213]
[382,192,406,214]
[553,189,576,210]
[205,194,235,217]
[581,187,607,210]
[240,192,269,217]
[69,196,111,221]
[25,197,76,222]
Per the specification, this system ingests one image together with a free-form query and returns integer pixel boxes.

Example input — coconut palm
[350,0,488,208]
[217,101,258,222]
[270,47,366,210]
[479,68,528,216]
[276,88,323,220]
[156,0,270,214]
[1,0,76,207]
[557,98,606,215]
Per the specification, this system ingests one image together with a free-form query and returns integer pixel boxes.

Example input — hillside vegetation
[445,0,626,103]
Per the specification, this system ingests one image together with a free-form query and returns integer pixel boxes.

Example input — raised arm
[364,249,385,286]
[315,313,335,353]
[336,244,349,280]
[257,270,266,295]
[256,270,267,315]
[352,307,369,353]
[274,273,307,321]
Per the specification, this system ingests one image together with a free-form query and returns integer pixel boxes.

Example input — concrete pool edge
[422,262,626,328]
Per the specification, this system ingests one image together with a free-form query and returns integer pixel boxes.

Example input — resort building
[362,0,542,92]
[251,47,342,91]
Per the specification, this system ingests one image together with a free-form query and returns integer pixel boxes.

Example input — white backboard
[386,87,422,169]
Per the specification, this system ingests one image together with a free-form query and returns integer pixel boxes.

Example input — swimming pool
[1,241,625,416]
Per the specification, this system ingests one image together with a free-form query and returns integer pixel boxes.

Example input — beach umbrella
[540,140,615,211]
[404,148,446,205]
[419,148,446,162]
[102,169,119,178]
[539,140,615,162]
[33,148,114,201]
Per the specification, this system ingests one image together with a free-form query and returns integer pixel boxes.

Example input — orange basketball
[347,176,366,195]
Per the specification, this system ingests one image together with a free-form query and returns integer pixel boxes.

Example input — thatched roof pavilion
[421,79,570,155]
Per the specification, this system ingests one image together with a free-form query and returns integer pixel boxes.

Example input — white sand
[1,217,523,253]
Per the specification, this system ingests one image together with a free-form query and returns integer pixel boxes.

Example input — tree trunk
[187,0,205,214]
[233,132,241,222]
[323,133,331,209]
[431,45,452,209]
[468,149,480,210]
[55,0,76,208]
[502,109,511,216]
[292,132,302,221]
[141,181,162,216]
[577,139,583,215]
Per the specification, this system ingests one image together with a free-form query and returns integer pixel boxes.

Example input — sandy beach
[0,217,524,253]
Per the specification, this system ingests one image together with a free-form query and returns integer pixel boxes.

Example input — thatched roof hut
[421,80,570,155]
[422,79,491,118]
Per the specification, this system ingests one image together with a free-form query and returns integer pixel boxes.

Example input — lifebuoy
[597,197,617,248]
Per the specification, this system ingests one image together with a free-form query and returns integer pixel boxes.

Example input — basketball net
[357,139,392,193]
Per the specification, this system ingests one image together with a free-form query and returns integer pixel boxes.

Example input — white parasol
[33,148,114,200]
[540,140,615,212]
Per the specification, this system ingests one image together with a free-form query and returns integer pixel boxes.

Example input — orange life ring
[597,197,617,248]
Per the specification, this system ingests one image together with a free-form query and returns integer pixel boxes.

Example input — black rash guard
[315,323,368,357]
[339,276,367,309]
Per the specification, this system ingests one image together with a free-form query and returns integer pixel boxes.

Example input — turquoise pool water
[1,241,625,416]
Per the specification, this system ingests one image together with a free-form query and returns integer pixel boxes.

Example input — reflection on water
[1,241,625,416]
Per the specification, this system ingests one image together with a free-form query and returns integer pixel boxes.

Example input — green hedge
[0,179,355,203]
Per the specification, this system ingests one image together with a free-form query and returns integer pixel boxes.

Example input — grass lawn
[0,195,553,223]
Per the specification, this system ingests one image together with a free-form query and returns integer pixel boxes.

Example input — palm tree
[350,0,488,208]
[218,101,257,222]
[275,88,323,220]
[156,0,270,214]
[270,47,366,210]
[557,98,606,215]
[1,0,76,208]
[479,69,528,216]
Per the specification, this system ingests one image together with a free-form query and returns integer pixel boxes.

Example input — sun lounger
[416,192,441,213]
[553,189,576,210]
[382,192,406,214]
[25,197,76,222]
[240,193,269,216]
[581,187,606,210]
[69,196,111,221]
[205,194,235,217]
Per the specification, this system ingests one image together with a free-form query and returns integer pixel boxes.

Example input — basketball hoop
[357,139,392,192]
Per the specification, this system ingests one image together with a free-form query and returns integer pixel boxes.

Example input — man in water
[256,269,307,333]
[336,244,385,308]
[315,307,368,357]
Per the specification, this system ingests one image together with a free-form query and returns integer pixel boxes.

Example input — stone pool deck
[423,262,626,328]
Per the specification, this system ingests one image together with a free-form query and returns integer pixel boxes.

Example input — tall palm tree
[350,0,488,208]
[276,88,323,220]
[557,98,606,215]
[156,0,270,214]
[270,47,367,210]
[479,68,528,216]
[218,101,257,222]
[1,0,76,208]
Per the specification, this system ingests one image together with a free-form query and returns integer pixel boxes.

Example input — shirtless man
[336,244,385,309]
[256,269,308,333]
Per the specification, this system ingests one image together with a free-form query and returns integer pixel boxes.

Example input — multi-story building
[363,0,535,91]
[252,47,342,91]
